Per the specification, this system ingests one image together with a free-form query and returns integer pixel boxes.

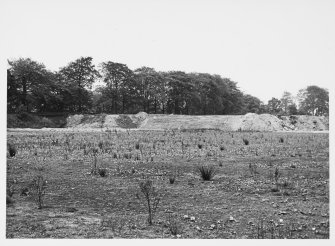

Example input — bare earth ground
[6,129,329,239]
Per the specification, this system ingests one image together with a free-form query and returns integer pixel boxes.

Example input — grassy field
[6,129,329,239]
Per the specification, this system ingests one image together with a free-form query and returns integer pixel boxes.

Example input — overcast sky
[2,0,334,103]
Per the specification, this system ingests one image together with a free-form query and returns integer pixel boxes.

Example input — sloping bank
[65,112,328,132]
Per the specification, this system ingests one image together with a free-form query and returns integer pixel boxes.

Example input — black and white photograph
[1,0,334,242]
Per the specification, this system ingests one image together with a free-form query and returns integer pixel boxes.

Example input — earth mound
[64,113,328,132]
[66,112,148,129]
[238,113,284,131]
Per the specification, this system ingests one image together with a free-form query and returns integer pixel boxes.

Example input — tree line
[7,57,329,116]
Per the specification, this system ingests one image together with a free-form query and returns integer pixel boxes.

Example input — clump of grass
[8,144,16,157]
[218,161,223,167]
[101,215,126,237]
[243,138,249,145]
[197,165,216,181]
[274,167,280,184]
[98,168,108,177]
[270,186,279,192]
[6,181,15,205]
[123,152,131,159]
[249,163,258,175]
[167,213,182,236]
[169,175,176,184]
[6,195,14,205]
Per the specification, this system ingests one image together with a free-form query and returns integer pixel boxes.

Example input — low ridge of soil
[65,113,328,132]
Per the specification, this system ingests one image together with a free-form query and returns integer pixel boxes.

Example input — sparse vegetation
[6,130,329,238]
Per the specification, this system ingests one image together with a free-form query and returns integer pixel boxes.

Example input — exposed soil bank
[65,113,328,132]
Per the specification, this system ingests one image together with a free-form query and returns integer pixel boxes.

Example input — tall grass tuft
[243,138,249,145]
[8,144,16,157]
[197,165,216,181]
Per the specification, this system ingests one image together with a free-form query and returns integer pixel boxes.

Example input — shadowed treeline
[7,57,329,116]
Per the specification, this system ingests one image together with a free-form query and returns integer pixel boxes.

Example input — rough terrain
[6,130,329,239]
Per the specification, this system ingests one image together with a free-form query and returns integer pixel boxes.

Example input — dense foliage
[7,57,329,116]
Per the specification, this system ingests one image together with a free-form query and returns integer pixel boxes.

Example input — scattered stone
[183,215,189,219]
[196,226,201,231]
[190,216,196,222]
[176,234,181,238]
[229,216,235,222]
[210,224,216,230]
[279,219,283,223]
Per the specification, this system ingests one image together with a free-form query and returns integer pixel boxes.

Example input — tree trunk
[22,76,28,112]
[154,97,157,114]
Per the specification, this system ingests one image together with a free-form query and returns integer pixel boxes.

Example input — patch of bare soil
[6,130,329,238]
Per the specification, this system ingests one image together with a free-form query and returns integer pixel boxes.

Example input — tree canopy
[7,57,329,116]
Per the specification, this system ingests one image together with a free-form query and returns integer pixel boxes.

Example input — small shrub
[138,179,163,225]
[279,137,284,143]
[197,165,216,181]
[243,138,249,145]
[31,175,47,209]
[218,161,223,167]
[135,142,140,150]
[220,146,225,151]
[198,144,203,149]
